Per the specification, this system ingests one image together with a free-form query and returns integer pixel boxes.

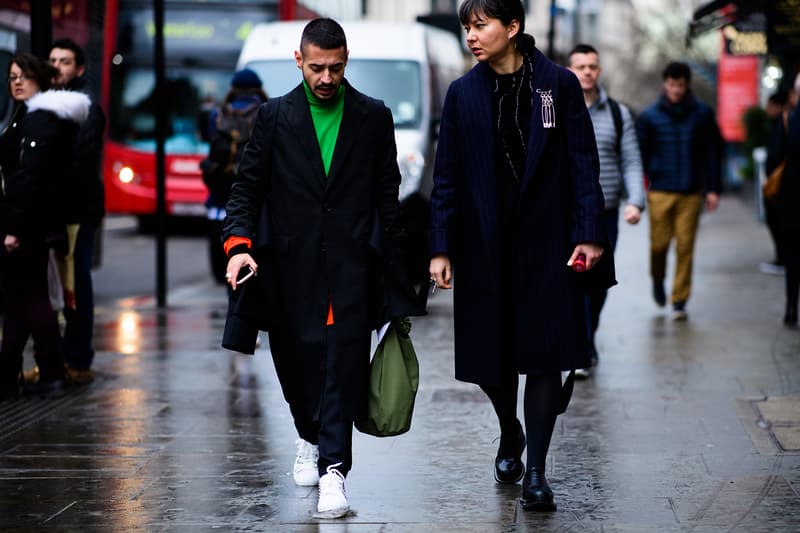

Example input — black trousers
[291,325,354,477]
[765,200,785,265]
[784,228,799,311]
[1,242,63,383]
[584,207,620,358]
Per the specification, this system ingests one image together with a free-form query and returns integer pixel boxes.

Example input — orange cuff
[223,236,252,256]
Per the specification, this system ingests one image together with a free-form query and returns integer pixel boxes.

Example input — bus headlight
[397,151,425,202]
[118,166,135,184]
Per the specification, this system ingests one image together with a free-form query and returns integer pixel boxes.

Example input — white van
[237,20,465,279]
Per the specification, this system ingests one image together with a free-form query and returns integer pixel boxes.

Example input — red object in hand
[572,253,587,272]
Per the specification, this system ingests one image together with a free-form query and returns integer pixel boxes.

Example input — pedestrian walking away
[776,72,800,328]
[761,88,794,277]
[222,18,423,519]
[567,43,645,379]
[429,0,615,513]
[0,54,90,400]
[636,61,722,321]
[48,38,106,385]
[200,68,267,286]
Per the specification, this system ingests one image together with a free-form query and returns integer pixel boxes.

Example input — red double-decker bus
[101,0,318,229]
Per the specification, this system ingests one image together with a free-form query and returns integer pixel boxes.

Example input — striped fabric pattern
[588,88,645,210]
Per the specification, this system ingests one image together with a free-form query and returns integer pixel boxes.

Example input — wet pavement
[1,195,799,531]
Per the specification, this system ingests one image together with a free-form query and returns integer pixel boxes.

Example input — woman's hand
[226,253,259,291]
[4,234,19,254]
[567,243,604,271]
[429,254,452,289]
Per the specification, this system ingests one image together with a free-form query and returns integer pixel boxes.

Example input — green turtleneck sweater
[303,81,345,176]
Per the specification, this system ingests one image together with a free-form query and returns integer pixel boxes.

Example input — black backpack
[200,102,260,202]
[608,97,623,156]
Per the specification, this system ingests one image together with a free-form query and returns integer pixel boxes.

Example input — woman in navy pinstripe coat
[429,0,614,511]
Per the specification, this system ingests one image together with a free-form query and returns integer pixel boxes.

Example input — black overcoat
[223,81,422,421]
[430,46,615,386]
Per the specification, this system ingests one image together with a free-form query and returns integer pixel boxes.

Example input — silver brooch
[536,89,555,128]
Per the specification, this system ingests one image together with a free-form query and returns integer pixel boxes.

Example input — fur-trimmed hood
[25,90,91,125]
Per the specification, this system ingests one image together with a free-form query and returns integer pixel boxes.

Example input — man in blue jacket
[636,62,721,321]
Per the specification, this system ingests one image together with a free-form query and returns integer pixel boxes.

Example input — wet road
[1,196,799,531]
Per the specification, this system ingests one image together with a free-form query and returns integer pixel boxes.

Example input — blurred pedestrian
[761,88,794,276]
[222,19,420,518]
[567,43,644,378]
[0,53,90,400]
[636,61,722,321]
[429,0,614,512]
[200,68,267,285]
[777,73,800,328]
[49,38,106,385]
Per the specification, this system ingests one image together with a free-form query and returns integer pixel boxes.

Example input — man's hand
[623,204,641,225]
[226,253,258,291]
[4,234,19,254]
[429,254,452,289]
[567,243,604,271]
[705,192,720,212]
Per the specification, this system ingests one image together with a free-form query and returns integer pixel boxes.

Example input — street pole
[154,0,167,308]
[547,0,557,59]
[30,0,52,59]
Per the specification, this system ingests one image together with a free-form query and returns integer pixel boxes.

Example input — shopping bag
[355,317,419,437]
[47,249,64,312]
[762,160,784,201]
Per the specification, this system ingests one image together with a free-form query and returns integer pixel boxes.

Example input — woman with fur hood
[0,53,90,400]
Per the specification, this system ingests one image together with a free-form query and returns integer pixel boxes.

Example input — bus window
[111,66,230,154]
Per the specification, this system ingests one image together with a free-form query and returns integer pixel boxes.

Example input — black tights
[481,372,562,469]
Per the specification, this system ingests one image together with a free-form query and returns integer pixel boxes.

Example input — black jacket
[64,76,106,225]
[430,43,614,384]
[0,90,90,245]
[778,107,800,233]
[222,82,424,420]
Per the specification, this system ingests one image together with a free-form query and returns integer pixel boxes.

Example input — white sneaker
[317,463,349,518]
[293,438,319,486]
[574,367,592,379]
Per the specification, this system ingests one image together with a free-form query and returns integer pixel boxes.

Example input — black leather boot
[520,467,556,511]
[494,421,526,484]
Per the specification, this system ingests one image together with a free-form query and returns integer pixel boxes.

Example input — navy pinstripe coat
[430,45,615,385]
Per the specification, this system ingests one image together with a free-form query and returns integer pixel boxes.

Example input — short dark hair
[662,61,691,82]
[51,37,85,67]
[9,53,58,91]
[768,90,789,106]
[567,43,598,62]
[300,18,347,53]
[458,0,526,34]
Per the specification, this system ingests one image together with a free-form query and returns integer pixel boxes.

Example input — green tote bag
[356,317,419,437]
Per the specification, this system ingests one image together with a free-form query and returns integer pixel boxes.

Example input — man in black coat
[223,19,411,518]
[49,38,106,385]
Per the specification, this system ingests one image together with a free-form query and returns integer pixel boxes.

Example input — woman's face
[8,62,40,102]
[464,12,519,64]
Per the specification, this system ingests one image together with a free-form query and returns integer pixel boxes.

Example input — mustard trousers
[648,191,703,305]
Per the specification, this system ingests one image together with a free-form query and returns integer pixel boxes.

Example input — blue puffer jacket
[636,93,722,194]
